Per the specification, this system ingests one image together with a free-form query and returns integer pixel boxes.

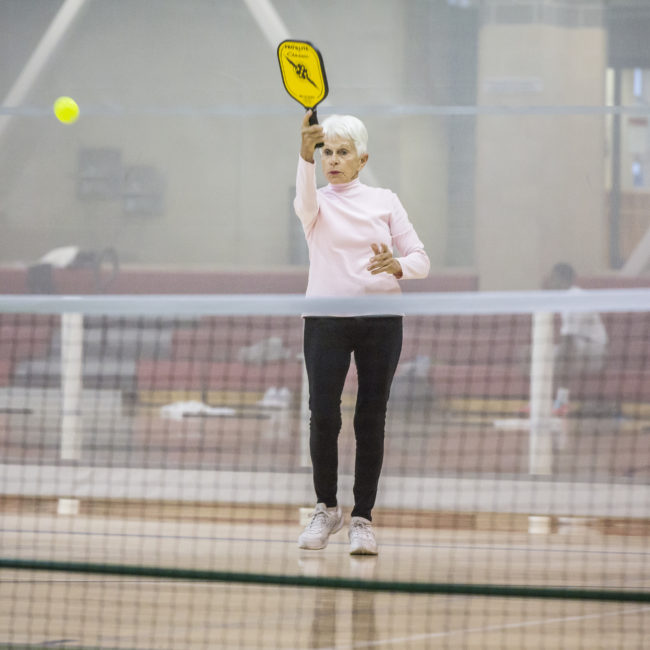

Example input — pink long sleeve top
[294,156,430,299]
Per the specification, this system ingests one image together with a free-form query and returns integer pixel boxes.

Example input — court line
[314,604,650,650]
[2,527,649,557]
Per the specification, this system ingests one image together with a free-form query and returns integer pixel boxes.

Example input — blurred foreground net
[1,290,650,649]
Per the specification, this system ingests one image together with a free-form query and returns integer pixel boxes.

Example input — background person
[542,263,609,416]
[544,263,608,394]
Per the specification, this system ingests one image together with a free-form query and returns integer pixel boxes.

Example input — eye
[323,148,332,156]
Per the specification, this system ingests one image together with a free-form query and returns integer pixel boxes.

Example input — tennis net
[1,290,650,649]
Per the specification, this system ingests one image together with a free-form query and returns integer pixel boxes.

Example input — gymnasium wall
[1,0,643,289]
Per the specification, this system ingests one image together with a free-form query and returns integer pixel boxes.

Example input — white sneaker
[298,503,344,550]
[349,517,378,555]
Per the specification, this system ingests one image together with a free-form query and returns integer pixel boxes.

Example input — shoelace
[306,510,329,533]
[350,520,373,541]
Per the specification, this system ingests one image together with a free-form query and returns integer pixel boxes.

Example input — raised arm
[300,109,324,163]
[294,110,324,230]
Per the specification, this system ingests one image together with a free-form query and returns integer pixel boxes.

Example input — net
[1,289,650,649]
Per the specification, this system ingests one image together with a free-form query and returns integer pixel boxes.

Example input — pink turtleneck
[294,156,430,298]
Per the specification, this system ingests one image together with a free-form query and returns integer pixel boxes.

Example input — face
[320,135,368,184]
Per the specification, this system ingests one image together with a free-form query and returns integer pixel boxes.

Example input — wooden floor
[1,510,649,649]
[2,572,649,649]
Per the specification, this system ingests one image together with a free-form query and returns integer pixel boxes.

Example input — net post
[58,311,83,515]
[528,311,554,533]
[529,311,554,475]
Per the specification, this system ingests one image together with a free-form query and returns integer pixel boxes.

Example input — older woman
[295,110,430,554]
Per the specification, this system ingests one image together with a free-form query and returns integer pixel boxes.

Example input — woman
[295,110,430,554]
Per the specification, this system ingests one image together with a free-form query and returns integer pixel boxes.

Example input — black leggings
[303,316,403,521]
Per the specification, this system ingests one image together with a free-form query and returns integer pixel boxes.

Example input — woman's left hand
[368,243,403,278]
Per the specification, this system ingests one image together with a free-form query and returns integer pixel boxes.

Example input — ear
[359,153,369,169]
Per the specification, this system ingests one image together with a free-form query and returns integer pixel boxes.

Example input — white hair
[320,114,368,156]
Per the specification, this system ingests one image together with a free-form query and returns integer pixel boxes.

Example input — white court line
[315,605,650,650]
[4,524,650,557]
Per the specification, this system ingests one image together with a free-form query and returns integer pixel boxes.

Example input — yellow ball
[53,96,79,124]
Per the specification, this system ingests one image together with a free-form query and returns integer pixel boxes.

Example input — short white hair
[321,114,368,156]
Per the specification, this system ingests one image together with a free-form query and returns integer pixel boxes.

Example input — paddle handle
[309,108,324,148]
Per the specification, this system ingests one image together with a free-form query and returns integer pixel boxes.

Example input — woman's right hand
[300,110,324,163]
